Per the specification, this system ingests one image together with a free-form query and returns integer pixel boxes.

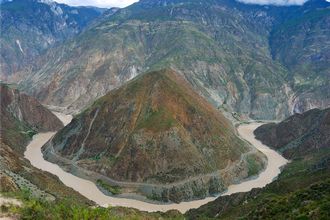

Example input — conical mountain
[43,69,265,202]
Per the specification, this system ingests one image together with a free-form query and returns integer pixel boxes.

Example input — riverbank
[24,112,287,213]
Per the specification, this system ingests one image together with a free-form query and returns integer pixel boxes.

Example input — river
[24,113,288,213]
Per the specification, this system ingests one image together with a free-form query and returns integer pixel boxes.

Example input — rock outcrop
[0,0,104,80]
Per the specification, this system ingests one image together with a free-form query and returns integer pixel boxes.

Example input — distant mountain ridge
[269,0,330,113]
[0,0,105,80]
[17,0,330,120]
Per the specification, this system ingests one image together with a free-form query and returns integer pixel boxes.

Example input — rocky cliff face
[254,108,330,159]
[0,84,63,152]
[0,0,104,80]
[42,69,265,202]
[0,84,89,205]
[17,0,289,119]
[18,0,330,120]
[270,0,330,114]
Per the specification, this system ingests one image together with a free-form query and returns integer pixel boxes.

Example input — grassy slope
[185,149,330,219]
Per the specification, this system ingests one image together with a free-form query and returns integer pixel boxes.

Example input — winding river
[24,112,288,213]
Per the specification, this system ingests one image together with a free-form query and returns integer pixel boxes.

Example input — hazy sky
[237,0,308,5]
[54,0,326,8]
[54,0,139,8]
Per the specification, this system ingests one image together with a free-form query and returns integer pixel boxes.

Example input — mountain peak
[43,68,265,202]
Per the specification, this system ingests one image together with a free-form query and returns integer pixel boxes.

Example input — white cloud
[54,0,139,8]
[54,0,330,8]
[237,0,308,6]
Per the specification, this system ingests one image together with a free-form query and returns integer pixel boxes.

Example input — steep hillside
[19,0,296,119]
[0,84,90,211]
[0,0,104,80]
[0,84,63,152]
[42,69,265,202]
[186,108,330,219]
[19,0,330,120]
[254,108,330,159]
[270,0,330,113]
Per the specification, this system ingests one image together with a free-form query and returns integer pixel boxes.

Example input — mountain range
[0,0,105,80]
[10,0,329,120]
[0,84,90,205]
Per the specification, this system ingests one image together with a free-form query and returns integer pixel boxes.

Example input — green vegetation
[25,130,37,138]
[246,154,263,177]
[186,152,330,219]
[1,195,183,220]
[3,172,330,219]
[146,190,162,201]
[1,189,184,220]
[187,106,330,219]
[96,180,122,195]
[244,179,330,220]
[137,108,177,132]
[90,154,102,161]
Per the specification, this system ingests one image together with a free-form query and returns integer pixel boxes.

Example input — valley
[0,0,329,219]
[40,69,267,203]
[24,111,287,213]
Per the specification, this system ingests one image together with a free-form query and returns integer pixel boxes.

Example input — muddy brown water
[24,113,287,213]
